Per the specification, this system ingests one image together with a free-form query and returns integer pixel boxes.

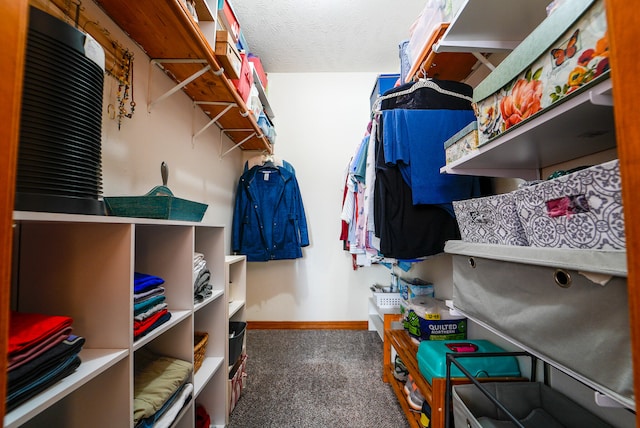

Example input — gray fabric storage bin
[452,382,613,428]
[453,193,528,246]
[514,159,624,249]
[446,241,633,408]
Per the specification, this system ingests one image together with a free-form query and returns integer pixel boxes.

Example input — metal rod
[193,103,236,141]
[445,351,534,428]
[148,64,211,111]
[220,132,256,158]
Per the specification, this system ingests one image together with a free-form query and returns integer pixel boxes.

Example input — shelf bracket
[220,131,263,158]
[589,91,613,106]
[594,391,625,408]
[192,102,237,144]
[472,51,496,71]
[147,59,210,112]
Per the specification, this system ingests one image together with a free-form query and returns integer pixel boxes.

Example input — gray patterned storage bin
[453,193,528,246]
[515,159,625,249]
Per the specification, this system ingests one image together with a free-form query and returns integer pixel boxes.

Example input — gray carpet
[228,329,409,428]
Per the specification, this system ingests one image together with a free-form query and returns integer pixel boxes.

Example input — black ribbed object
[15,7,105,215]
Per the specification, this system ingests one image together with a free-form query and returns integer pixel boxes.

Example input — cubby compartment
[8,212,228,428]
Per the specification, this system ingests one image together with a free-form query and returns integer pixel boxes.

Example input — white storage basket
[372,292,402,308]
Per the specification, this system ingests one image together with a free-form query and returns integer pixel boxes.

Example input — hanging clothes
[232,162,309,261]
[372,78,480,259]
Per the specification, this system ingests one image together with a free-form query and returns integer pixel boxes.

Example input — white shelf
[133,310,192,351]
[444,240,627,277]
[194,356,225,397]
[4,349,128,428]
[434,0,550,53]
[13,210,224,227]
[252,68,275,120]
[368,297,401,341]
[369,313,384,340]
[229,300,245,318]
[195,288,225,313]
[441,77,615,180]
[225,255,246,265]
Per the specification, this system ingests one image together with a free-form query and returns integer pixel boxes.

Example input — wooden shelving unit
[384,329,524,428]
[94,0,272,152]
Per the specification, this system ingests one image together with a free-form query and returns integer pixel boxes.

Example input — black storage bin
[229,321,246,366]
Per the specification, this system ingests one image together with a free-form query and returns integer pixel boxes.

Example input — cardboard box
[215,30,242,79]
[444,121,479,165]
[248,54,268,90]
[218,0,240,41]
[232,53,254,103]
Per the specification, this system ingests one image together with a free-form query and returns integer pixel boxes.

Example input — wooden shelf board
[407,23,479,83]
[94,0,271,152]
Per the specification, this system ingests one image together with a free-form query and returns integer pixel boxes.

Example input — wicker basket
[194,331,209,373]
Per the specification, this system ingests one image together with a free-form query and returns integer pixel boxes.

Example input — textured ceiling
[229,0,427,73]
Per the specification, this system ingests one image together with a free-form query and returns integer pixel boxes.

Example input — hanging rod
[147,59,225,112]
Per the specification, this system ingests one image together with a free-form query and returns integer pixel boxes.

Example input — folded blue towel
[134,272,165,294]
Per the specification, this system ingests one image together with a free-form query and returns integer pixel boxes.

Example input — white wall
[88,1,243,250]
[85,0,395,323]
[243,72,392,322]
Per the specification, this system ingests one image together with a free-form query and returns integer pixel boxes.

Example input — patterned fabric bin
[453,193,528,246]
[473,0,609,145]
[514,159,624,249]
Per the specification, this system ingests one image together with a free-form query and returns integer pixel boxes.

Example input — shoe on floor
[393,355,408,382]
[404,374,415,396]
[420,400,431,427]
[407,386,425,411]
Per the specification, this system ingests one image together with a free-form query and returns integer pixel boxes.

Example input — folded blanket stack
[6,311,85,411]
[134,272,171,340]
[193,252,212,303]
[134,348,193,428]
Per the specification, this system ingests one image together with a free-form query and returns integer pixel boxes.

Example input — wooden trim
[247,321,368,330]
[0,0,27,422]
[606,0,640,422]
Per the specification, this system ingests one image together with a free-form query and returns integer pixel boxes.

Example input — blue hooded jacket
[232,165,309,261]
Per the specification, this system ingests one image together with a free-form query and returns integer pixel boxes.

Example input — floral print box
[473,0,609,146]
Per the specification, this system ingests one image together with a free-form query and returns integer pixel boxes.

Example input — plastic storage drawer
[417,340,520,384]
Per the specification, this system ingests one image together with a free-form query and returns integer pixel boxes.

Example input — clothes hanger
[260,152,277,169]
[371,74,473,114]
